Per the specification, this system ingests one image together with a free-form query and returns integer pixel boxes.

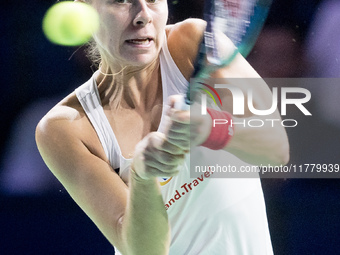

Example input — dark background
[1,0,340,254]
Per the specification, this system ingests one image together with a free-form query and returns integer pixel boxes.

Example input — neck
[96,58,162,112]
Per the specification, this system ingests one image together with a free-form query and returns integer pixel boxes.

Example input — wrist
[130,165,159,184]
[200,108,234,150]
[130,165,149,182]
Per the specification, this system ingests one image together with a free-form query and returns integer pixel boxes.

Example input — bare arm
[35,107,186,254]
[212,54,289,166]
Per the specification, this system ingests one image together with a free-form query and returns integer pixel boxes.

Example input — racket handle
[174,94,190,111]
[158,94,190,134]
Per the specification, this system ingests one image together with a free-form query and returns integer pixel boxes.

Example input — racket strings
[214,0,256,47]
[187,0,271,104]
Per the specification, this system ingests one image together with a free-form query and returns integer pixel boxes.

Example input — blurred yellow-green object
[42,1,99,46]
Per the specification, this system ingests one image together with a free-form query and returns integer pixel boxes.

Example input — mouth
[126,38,153,45]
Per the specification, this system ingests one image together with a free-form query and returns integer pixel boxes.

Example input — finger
[166,136,190,151]
[167,121,191,135]
[143,155,183,175]
[145,133,187,155]
[144,149,185,167]
[167,95,184,109]
[147,167,180,178]
[168,108,190,124]
[166,121,191,151]
[147,132,167,150]
[144,160,184,175]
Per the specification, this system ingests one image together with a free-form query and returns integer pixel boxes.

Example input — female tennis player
[36,0,289,254]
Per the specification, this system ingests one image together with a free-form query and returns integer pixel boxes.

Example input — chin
[126,54,159,67]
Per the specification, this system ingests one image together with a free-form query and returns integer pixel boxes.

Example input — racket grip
[174,94,190,111]
[158,94,189,134]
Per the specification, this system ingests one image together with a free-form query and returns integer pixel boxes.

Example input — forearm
[121,170,170,255]
[213,77,290,165]
[225,115,290,166]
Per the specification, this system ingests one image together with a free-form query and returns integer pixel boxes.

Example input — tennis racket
[175,0,273,109]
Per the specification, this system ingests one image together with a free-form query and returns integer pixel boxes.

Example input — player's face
[91,0,168,67]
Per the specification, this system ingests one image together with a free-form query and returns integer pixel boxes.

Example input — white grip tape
[158,95,189,134]
[174,94,190,111]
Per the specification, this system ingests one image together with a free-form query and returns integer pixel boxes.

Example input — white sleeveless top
[75,35,273,255]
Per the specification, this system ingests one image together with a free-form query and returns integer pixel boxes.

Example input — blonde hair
[53,1,100,69]
[85,39,101,69]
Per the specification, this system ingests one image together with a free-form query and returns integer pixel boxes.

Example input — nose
[133,1,152,27]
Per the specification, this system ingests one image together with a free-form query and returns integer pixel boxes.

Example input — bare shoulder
[166,18,206,39]
[36,93,84,148]
[165,19,206,79]
[35,92,107,176]
[36,94,81,161]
